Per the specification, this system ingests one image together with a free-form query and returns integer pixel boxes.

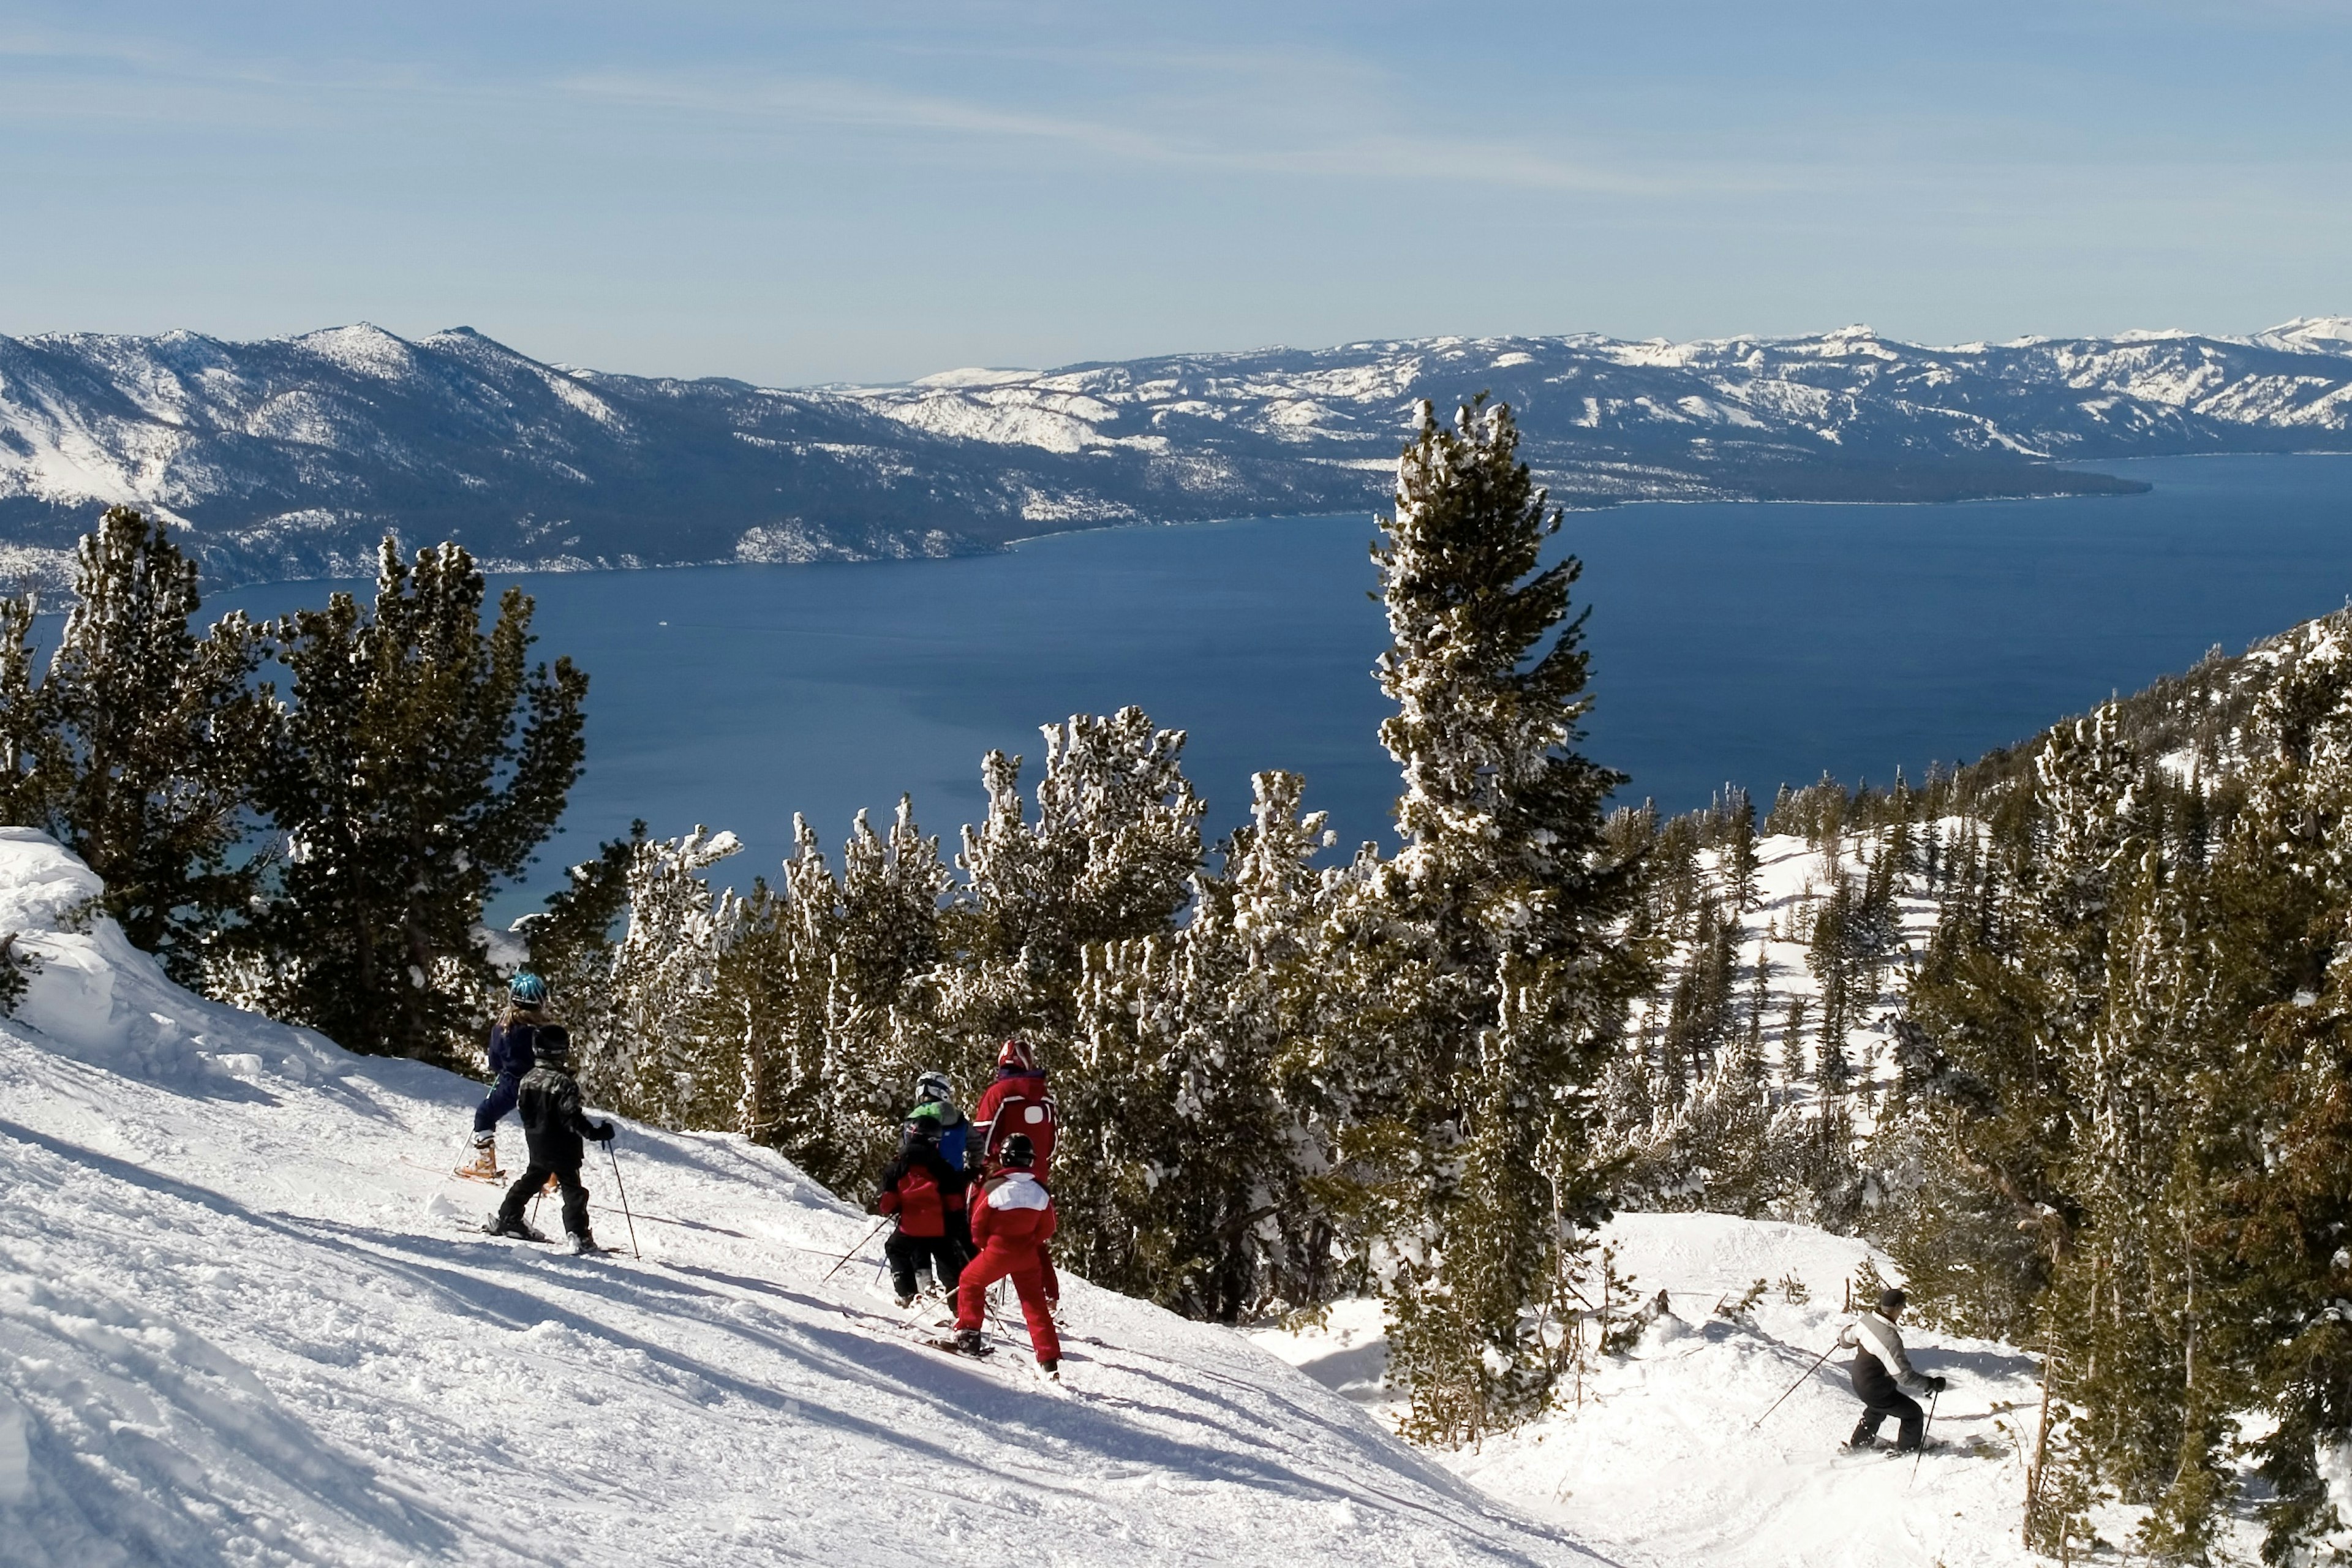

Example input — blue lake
[216,453,2352,924]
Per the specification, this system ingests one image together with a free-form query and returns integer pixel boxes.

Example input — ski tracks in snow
[0,992,1602,1566]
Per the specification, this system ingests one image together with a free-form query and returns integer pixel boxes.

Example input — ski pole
[821,1218,891,1283]
[1910,1387,1941,1485]
[605,1140,641,1260]
[1752,1340,1839,1429]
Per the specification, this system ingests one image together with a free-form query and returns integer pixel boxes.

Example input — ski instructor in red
[970,1038,1060,1304]
[954,1133,1060,1376]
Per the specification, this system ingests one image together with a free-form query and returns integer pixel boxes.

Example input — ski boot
[570,1231,612,1256]
[484,1213,549,1243]
[454,1138,504,1182]
[955,1328,987,1357]
[1038,1357,1060,1382]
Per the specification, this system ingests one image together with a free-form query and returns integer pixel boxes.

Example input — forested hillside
[1596,608,2352,1562]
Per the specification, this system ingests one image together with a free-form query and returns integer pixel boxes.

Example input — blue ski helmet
[508,971,550,1009]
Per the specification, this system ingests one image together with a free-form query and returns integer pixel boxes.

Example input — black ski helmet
[1000,1133,1036,1169]
[1878,1287,1908,1317]
[537,1025,572,1063]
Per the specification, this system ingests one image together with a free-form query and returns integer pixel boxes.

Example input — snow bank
[0,832,1597,1567]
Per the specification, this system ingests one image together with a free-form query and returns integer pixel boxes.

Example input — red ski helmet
[997,1038,1035,1071]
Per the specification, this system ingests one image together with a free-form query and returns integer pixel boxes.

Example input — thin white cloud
[556,69,1661,194]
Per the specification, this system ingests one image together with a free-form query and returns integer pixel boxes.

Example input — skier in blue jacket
[458,973,552,1180]
[908,1071,970,1170]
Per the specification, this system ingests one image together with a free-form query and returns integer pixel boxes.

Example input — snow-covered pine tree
[21,508,273,977]
[1368,397,1641,1440]
[594,824,742,1125]
[229,540,588,1062]
[1066,771,1335,1319]
[933,707,1204,1082]
[807,799,952,1187]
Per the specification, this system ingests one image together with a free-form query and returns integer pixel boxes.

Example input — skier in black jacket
[486,1027,615,1254]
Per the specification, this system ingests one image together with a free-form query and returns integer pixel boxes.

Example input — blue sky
[2,2,2346,383]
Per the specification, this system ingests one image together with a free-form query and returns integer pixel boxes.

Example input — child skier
[484,1027,617,1254]
[971,1041,1060,1306]
[952,1133,1060,1376]
[458,972,552,1181]
[908,1071,970,1172]
[1836,1286,1947,1453]
[908,1071,974,1261]
[875,1113,968,1308]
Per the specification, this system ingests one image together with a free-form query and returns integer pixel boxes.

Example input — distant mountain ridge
[1,317,2346,589]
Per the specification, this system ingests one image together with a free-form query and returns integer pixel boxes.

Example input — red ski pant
[957,1243,1060,1362]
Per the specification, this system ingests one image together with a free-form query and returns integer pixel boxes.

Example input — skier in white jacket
[1836,1287,1947,1452]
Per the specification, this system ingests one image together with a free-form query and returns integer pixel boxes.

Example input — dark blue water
[216,454,2352,923]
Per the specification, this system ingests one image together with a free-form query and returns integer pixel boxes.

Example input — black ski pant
[885,1231,965,1299]
[498,1162,589,1240]
[1850,1360,1924,1450]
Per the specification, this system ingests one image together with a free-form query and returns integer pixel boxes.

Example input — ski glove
[1927,1375,1948,1394]
[590,1121,616,1142]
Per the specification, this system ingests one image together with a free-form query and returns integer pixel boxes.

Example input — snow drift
[0,829,1599,1567]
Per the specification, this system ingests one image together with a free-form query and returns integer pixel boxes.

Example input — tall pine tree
[1370,397,1641,1441]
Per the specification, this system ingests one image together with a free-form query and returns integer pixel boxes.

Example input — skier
[485,1026,617,1254]
[907,1071,974,1262]
[951,1133,1060,1376]
[970,1040,1061,1307]
[908,1071,971,1172]
[970,1040,1056,1178]
[1837,1286,1947,1453]
[458,972,552,1181]
[875,1112,969,1308]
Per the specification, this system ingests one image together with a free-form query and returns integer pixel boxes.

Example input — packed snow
[0,829,1600,1567]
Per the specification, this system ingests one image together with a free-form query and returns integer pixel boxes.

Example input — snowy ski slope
[0,829,1601,1568]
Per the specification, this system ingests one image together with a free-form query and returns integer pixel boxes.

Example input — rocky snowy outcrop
[0,831,1597,1567]
[3,318,2349,589]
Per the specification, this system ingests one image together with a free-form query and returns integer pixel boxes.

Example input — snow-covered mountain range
[2,317,2348,588]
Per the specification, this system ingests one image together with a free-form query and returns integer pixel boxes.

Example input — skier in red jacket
[952,1133,1060,1375]
[875,1114,968,1308]
[970,1039,1062,1306]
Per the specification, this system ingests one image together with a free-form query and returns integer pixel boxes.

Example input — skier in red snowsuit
[970,1039,1057,1178]
[970,1039,1061,1305]
[954,1133,1060,1374]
